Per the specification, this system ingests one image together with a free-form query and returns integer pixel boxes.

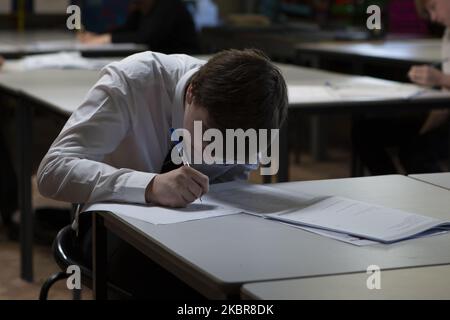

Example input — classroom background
[0,0,449,300]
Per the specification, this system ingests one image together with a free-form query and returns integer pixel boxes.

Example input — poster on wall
[34,0,70,14]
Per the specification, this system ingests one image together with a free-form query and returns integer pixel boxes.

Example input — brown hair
[190,49,288,132]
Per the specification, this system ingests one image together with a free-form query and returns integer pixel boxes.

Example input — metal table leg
[278,123,289,182]
[16,99,33,282]
[93,212,108,300]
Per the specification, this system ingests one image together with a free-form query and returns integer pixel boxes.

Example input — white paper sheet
[286,224,378,246]
[203,181,319,215]
[82,182,319,225]
[83,181,450,245]
[83,200,241,225]
[25,40,77,52]
[24,40,144,53]
[268,196,450,243]
[288,82,427,104]
[21,52,112,70]
[326,83,426,100]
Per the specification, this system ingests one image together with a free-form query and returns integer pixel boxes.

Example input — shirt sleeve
[37,66,156,205]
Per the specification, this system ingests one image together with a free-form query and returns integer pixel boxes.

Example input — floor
[0,149,350,300]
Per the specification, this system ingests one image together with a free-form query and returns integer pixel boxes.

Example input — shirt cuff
[118,171,156,205]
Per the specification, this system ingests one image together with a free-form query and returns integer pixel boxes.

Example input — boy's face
[425,0,450,27]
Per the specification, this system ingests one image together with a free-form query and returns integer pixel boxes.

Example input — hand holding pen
[174,137,203,202]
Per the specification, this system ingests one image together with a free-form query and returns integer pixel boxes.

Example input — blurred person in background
[78,0,200,54]
[352,0,449,175]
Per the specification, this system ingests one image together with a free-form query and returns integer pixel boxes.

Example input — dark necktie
[160,143,183,173]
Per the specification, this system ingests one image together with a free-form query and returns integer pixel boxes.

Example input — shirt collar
[172,67,200,129]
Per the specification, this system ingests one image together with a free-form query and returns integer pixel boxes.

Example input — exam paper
[83,181,450,245]
[82,182,319,225]
[289,224,449,246]
[287,224,378,246]
[203,181,319,215]
[268,196,450,243]
[82,182,247,225]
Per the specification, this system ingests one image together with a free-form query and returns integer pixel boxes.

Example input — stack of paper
[83,181,450,246]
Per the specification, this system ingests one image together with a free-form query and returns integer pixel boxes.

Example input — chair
[39,224,130,300]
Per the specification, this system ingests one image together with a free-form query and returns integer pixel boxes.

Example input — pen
[170,128,202,202]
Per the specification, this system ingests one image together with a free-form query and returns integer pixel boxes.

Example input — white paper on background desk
[288,86,338,103]
[21,52,112,71]
[24,41,144,53]
[326,83,427,100]
[288,82,428,104]
[267,196,450,243]
[25,40,76,52]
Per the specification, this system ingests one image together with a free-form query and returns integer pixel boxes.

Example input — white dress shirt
[37,52,255,205]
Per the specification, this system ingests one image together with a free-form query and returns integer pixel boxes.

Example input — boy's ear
[186,84,193,105]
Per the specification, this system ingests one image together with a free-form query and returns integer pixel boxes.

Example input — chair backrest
[52,225,93,280]
[52,225,132,298]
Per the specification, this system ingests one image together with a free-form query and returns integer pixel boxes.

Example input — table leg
[310,115,327,161]
[92,212,108,300]
[16,100,33,282]
[308,56,327,162]
[448,122,450,171]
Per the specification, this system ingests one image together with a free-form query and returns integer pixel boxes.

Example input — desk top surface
[1,60,448,115]
[410,173,450,190]
[296,38,442,63]
[105,175,450,294]
[241,264,450,300]
[0,30,147,56]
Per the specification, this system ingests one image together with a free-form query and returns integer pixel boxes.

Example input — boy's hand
[408,65,443,87]
[77,32,111,45]
[145,166,209,208]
